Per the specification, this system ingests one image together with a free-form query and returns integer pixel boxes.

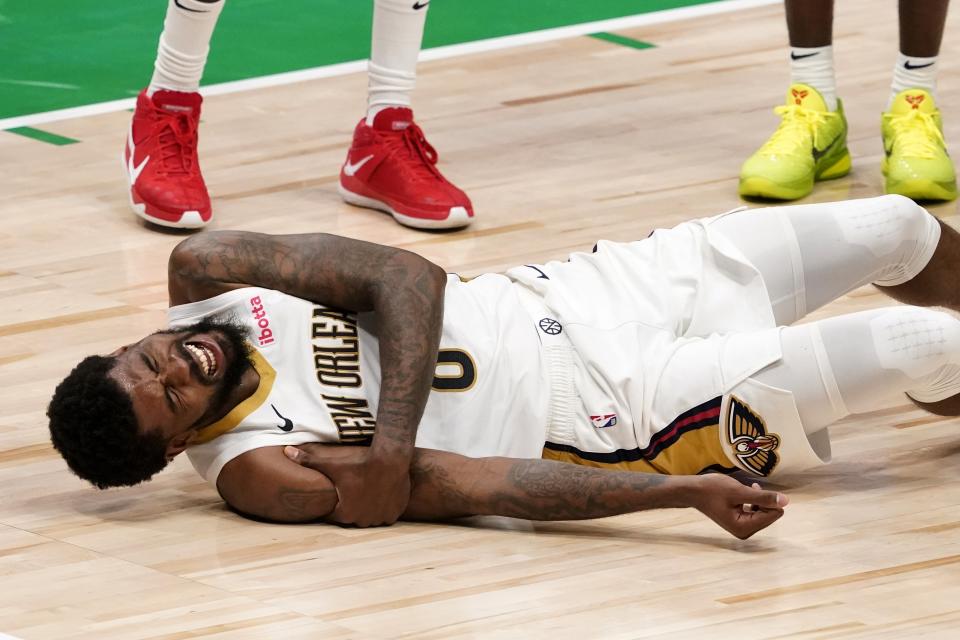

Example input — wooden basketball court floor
[3,0,960,637]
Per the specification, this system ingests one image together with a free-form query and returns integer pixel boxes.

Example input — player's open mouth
[184,340,220,379]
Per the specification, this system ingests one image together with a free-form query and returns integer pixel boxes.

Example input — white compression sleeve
[710,195,941,326]
[754,306,960,436]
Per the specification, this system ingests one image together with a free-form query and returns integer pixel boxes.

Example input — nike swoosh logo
[790,52,819,60]
[174,0,212,13]
[412,0,429,9]
[904,61,935,70]
[271,404,294,432]
[127,133,150,183]
[343,154,374,177]
[884,136,896,157]
[525,265,550,280]
[131,156,149,183]
[812,131,844,162]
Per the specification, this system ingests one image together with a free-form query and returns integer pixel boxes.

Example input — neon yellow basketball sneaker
[739,84,850,200]
[882,89,957,201]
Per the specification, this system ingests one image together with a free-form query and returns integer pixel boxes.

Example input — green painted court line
[0,0,723,120]
[5,126,79,146]
[589,32,656,49]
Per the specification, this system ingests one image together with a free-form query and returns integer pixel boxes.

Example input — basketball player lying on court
[48,195,960,541]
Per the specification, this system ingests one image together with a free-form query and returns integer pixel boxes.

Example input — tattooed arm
[169,231,447,527]
[402,450,788,539]
[220,444,787,540]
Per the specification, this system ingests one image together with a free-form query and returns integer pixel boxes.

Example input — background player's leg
[739,0,846,201]
[883,0,956,201]
[124,0,223,229]
[897,0,948,69]
[367,0,428,123]
[755,306,960,436]
[337,0,474,230]
[784,0,833,47]
[786,0,834,47]
[882,219,960,311]
[709,195,943,325]
[149,0,225,96]
[785,0,836,110]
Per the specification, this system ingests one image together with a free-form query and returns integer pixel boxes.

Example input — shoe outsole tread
[338,183,472,230]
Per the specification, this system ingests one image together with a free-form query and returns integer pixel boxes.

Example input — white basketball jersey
[170,275,551,485]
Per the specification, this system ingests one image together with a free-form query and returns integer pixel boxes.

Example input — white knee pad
[870,306,960,402]
[834,195,941,286]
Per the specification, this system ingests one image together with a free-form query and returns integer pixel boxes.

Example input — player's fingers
[328,498,358,527]
[328,504,345,523]
[738,483,789,510]
[284,445,346,477]
[328,497,394,528]
[330,513,384,528]
[734,507,784,539]
[283,445,308,465]
[752,506,785,526]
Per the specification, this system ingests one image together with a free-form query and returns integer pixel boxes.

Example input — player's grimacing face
[109,319,256,444]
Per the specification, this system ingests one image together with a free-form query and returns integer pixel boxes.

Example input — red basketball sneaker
[338,108,473,229]
[123,89,211,229]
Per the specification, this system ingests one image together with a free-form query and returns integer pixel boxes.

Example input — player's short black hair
[47,355,169,489]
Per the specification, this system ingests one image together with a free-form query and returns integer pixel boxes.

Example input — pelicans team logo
[725,396,780,476]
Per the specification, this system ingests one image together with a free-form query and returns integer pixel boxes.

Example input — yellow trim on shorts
[542,423,732,475]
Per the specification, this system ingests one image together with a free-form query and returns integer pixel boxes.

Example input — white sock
[148,0,226,96]
[889,52,938,108]
[366,0,428,124]
[789,45,837,111]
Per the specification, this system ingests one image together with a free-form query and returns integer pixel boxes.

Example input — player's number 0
[432,349,476,392]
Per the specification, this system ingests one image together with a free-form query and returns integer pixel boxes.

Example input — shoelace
[762,105,837,154]
[381,122,444,182]
[886,109,945,159]
[151,106,199,176]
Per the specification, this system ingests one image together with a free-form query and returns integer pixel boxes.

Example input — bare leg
[882,219,960,311]
[899,0,950,57]
[885,220,960,415]
[755,307,960,435]
[786,0,834,47]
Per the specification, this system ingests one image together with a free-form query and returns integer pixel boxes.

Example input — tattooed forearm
[365,251,445,457]
[169,231,447,462]
[486,460,676,520]
[403,450,694,522]
[406,450,478,519]
[169,231,416,307]
[168,231,445,311]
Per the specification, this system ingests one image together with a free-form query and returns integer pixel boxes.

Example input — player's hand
[690,474,788,540]
[284,444,412,527]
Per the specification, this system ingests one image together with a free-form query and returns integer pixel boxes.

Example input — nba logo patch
[590,414,618,429]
